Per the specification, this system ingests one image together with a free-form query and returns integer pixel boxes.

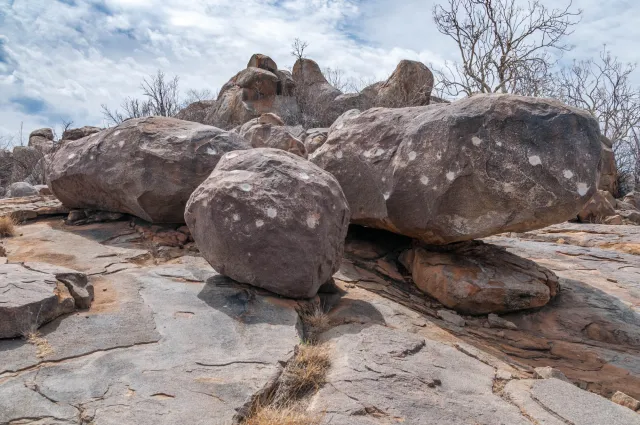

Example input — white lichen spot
[446,172,455,181]
[420,175,429,185]
[408,151,417,161]
[300,172,310,180]
[472,136,482,146]
[381,177,386,182]
[496,141,503,147]
[256,219,264,228]
[90,155,95,161]
[374,148,385,156]
[267,208,277,218]
[233,214,240,222]
[306,214,319,229]
[114,130,121,136]
[529,155,542,166]
[383,191,391,201]
[68,154,76,159]
[563,170,574,179]
[226,152,238,159]
[206,147,218,155]
[336,122,344,130]
[177,135,187,139]
[240,183,252,192]
[118,140,125,148]
[577,182,589,196]
[336,151,343,159]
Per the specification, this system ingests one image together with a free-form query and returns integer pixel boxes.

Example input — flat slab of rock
[400,241,559,314]
[311,94,601,244]
[48,116,250,223]
[0,263,79,338]
[503,378,640,424]
[0,195,69,221]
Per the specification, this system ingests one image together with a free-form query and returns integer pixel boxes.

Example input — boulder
[0,263,90,338]
[238,114,307,158]
[623,191,640,210]
[28,128,54,154]
[292,58,343,127]
[619,209,640,225]
[611,391,640,411]
[33,184,52,196]
[61,126,102,142]
[598,136,618,195]
[375,60,434,107]
[311,94,602,244]
[399,241,559,315]
[578,190,616,223]
[48,116,250,223]
[7,182,38,198]
[534,366,570,382]
[247,53,278,73]
[11,146,43,183]
[604,215,624,225]
[304,128,329,155]
[175,100,217,123]
[184,148,350,298]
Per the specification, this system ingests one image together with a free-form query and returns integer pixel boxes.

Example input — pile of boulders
[578,190,640,225]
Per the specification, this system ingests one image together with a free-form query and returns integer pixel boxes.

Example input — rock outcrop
[0,263,91,338]
[61,125,102,142]
[238,113,307,157]
[304,128,329,155]
[185,148,350,298]
[373,59,434,107]
[48,116,250,223]
[399,242,559,314]
[28,128,54,154]
[578,190,617,222]
[599,136,618,195]
[312,94,602,243]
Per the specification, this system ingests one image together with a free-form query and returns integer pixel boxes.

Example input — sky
[0,0,639,145]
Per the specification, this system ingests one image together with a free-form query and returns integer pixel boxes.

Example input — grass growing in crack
[245,405,322,425]
[0,215,16,238]
[276,344,331,400]
[298,303,331,344]
[24,331,54,358]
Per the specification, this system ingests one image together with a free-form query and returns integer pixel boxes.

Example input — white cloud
[0,0,639,142]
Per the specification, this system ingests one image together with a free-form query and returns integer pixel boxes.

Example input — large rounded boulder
[48,117,250,223]
[185,148,350,298]
[311,94,602,244]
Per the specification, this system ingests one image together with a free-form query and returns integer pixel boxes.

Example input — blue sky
[1,0,639,144]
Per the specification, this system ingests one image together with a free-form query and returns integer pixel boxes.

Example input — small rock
[7,182,38,198]
[437,309,465,327]
[534,366,570,382]
[611,391,640,411]
[604,215,624,225]
[487,313,518,330]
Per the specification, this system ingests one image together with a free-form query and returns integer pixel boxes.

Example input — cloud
[0,0,638,144]
[10,95,48,114]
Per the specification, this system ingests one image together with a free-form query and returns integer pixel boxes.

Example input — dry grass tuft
[278,344,331,400]
[0,215,16,238]
[245,405,322,425]
[298,303,331,343]
[24,331,54,358]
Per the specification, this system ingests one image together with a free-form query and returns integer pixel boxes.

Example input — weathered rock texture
[0,195,68,221]
[185,148,350,298]
[28,128,54,154]
[238,114,307,157]
[48,116,250,223]
[311,94,602,243]
[0,263,91,338]
[599,136,618,195]
[7,182,38,198]
[372,59,434,107]
[399,242,559,314]
[61,126,102,142]
[578,190,617,222]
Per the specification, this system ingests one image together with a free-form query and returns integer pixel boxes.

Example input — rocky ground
[1,212,639,424]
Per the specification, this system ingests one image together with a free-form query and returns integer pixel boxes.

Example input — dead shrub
[0,215,16,238]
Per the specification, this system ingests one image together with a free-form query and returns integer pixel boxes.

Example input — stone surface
[28,127,54,154]
[238,114,307,157]
[487,313,518,330]
[599,136,618,195]
[311,94,601,244]
[185,148,350,298]
[48,116,250,223]
[503,379,640,424]
[400,241,559,314]
[437,309,465,327]
[23,262,94,309]
[304,127,329,154]
[61,125,102,141]
[624,191,640,209]
[612,391,640,411]
[0,263,83,338]
[578,190,617,222]
[7,181,38,198]
[534,366,570,382]
[375,60,434,107]
[0,195,69,221]
[0,221,302,425]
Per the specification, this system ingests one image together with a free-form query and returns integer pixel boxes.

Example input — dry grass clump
[0,215,16,238]
[277,344,331,400]
[244,406,322,425]
[298,303,331,344]
[24,331,54,358]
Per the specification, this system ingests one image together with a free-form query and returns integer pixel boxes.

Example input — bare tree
[101,70,183,125]
[183,88,216,105]
[291,38,309,61]
[323,67,348,92]
[555,47,640,193]
[433,0,581,97]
